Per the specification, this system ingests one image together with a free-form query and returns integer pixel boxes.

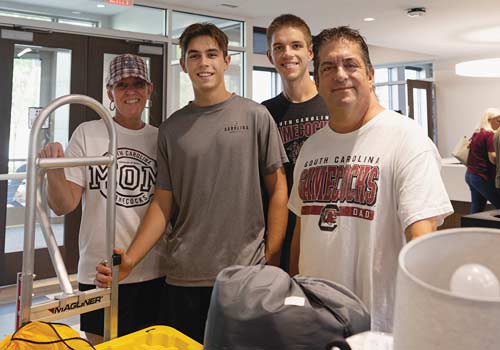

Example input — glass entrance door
[0,29,87,285]
[5,44,70,256]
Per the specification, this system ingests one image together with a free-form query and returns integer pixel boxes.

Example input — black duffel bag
[204,265,370,350]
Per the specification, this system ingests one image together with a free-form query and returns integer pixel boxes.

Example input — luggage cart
[14,94,120,341]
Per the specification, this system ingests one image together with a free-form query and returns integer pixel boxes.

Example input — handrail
[16,94,119,341]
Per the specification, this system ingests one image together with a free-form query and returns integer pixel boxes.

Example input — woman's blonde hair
[476,107,500,132]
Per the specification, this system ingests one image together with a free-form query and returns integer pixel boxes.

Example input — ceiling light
[71,11,81,15]
[455,58,500,78]
[97,4,106,8]
[364,17,375,22]
[407,7,426,17]
[17,47,32,58]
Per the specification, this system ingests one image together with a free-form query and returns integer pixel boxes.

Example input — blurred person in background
[465,107,500,213]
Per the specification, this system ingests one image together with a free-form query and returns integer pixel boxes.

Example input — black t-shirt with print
[261,93,329,270]
[262,93,330,192]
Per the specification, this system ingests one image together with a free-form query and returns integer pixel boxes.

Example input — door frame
[407,79,434,141]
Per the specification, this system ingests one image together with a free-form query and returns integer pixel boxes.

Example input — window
[253,27,268,55]
[171,11,243,46]
[107,5,166,35]
[0,10,52,23]
[251,66,315,103]
[252,67,282,103]
[0,9,96,27]
[374,62,432,115]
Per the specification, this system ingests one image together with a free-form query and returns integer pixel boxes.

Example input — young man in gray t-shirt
[96,23,288,342]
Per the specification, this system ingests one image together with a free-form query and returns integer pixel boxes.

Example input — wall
[435,58,500,157]
[369,44,434,66]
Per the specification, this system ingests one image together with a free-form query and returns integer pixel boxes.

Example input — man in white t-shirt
[288,26,453,332]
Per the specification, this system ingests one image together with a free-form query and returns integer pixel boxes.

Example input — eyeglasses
[114,80,147,91]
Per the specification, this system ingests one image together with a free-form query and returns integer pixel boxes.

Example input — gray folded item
[204,265,370,350]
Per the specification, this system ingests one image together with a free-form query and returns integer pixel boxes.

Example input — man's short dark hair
[313,26,373,82]
[266,14,313,49]
[179,22,228,59]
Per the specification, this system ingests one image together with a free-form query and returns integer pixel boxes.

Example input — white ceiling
[4,0,500,60]
[159,0,500,60]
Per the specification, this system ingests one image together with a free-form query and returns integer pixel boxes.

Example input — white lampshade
[393,228,500,350]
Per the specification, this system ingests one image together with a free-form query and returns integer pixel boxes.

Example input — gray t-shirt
[157,94,288,286]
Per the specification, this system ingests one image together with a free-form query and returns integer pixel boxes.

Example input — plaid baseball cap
[106,54,151,87]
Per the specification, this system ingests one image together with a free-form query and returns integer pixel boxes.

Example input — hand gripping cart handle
[15,94,120,341]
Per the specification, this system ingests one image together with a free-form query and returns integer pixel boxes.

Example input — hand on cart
[38,142,65,178]
[39,142,65,158]
[38,142,84,216]
[95,248,133,287]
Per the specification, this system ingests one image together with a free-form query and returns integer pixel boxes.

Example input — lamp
[392,228,500,350]
[455,58,500,77]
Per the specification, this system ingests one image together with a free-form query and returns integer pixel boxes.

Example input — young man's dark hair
[266,14,313,48]
[312,26,373,81]
[179,22,228,58]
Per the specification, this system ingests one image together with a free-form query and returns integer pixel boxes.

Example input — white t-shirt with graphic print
[288,109,453,332]
[65,119,167,285]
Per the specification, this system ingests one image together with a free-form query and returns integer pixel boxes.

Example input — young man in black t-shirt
[262,14,330,271]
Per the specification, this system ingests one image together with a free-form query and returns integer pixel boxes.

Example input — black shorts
[79,277,165,337]
[159,283,213,344]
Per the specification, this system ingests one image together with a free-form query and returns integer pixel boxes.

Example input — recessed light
[97,4,106,8]
[364,17,375,22]
[71,11,81,14]
[407,7,426,18]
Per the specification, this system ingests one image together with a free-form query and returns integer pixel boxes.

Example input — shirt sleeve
[64,124,86,188]
[257,107,289,175]
[395,132,453,230]
[155,123,173,190]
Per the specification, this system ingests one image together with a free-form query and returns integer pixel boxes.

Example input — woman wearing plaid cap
[38,54,167,344]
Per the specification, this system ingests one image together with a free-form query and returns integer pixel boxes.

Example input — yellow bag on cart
[0,321,95,350]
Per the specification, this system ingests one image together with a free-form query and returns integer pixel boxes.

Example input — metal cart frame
[14,94,120,341]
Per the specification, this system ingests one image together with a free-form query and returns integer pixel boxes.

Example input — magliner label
[48,296,103,314]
